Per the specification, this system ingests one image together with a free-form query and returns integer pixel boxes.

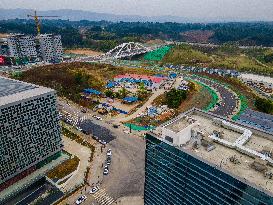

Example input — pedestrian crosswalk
[93,188,115,205]
[79,115,88,122]
[79,114,94,123]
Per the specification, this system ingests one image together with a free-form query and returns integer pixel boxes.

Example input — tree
[119,87,129,99]
[165,89,188,109]
[137,82,149,101]
[255,97,273,114]
[105,89,114,98]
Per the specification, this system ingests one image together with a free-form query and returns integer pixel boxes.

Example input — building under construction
[0,33,63,65]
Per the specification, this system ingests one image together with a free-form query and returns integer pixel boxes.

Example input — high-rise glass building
[144,108,273,205]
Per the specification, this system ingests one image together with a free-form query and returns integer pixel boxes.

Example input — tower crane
[27,10,59,35]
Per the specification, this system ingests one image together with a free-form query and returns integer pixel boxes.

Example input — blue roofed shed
[123,96,138,103]
[83,88,102,95]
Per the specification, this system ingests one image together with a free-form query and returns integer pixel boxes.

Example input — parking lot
[80,120,116,144]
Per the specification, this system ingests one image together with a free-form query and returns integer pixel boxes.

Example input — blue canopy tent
[106,81,118,89]
[83,88,102,95]
[123,96,138,103]
[169,73,177,79]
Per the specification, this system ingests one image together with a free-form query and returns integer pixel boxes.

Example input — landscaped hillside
[14,62,155,102]
[163,44,273,76]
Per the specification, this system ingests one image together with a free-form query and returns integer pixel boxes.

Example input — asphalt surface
[190,75,238,117]
[82,119,146,205]
[80,120,116,143]
[58,99,145,205]
[3,178,63,205]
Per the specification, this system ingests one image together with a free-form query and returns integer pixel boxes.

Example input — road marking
[93,188,115,205]
[15,185,46,205]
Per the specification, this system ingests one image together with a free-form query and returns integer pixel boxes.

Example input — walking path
[61,137,91,193]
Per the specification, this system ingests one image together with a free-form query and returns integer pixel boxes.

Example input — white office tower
[38,34,63,63]
[7,34,37,58]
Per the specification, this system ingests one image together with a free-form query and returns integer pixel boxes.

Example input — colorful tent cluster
[115,74,166,85]
[144,45,172,61]
[83,88,102,95]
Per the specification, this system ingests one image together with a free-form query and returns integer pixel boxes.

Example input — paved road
[81,120,146,205]
[58,100,145,205]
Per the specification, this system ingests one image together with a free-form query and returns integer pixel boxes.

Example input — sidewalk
[87,144,107,187]
[60,137,91,193]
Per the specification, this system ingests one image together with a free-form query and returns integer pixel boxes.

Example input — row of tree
[2,20,273,50]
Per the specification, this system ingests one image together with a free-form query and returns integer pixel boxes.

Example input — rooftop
[157,108,273,196]
[0,77,54,107]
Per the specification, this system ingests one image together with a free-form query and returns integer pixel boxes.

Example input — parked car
[113,124,119,128]
[123,130,130,134]
[99,140,107,145]
[107,149,112,156]
[82,130,91,135]
[76,126,83,132]
[81,109,87,113]
[96,116,102,121]
[103,166,109,175]
[106,157,111,166]
[92,115,102,121]
[89,186,99,194]
[75,195,87,205]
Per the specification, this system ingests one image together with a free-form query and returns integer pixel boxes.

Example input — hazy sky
[1,0,273,20]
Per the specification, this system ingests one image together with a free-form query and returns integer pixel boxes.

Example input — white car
[93,115,102,120]
[75,195,87,205]
[103,166,109,175]
[76,127,83,132]
[99,140,107,145]
[123,130,130,134]
[96,116,102,121]
[89,186,99,194]
[107,149,112,156]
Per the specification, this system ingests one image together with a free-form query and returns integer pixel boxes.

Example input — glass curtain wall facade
[144,134,273,205]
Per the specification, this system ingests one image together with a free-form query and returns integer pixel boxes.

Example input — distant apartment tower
[6,34,37,58]
[145,108,273,205]
[38,34,63,63]
[0,77,63,189]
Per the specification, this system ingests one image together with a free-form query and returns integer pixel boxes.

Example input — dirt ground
[116,196,144,205]
[64,49,103,56]
[145,39,165,45]
[0,33,9,38]
[177,83,212,113]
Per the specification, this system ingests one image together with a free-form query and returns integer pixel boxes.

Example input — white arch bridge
[104,42,152,59]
